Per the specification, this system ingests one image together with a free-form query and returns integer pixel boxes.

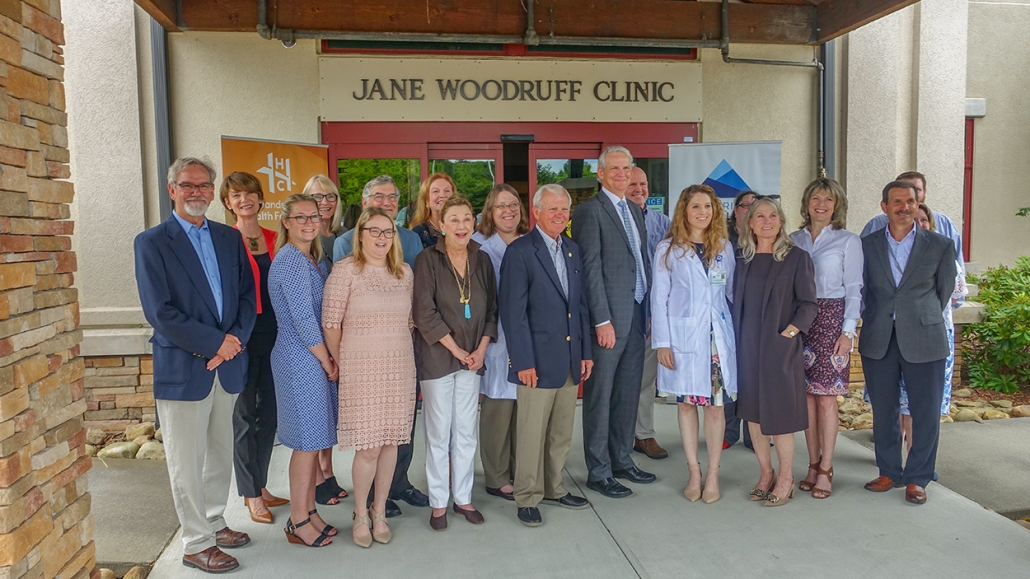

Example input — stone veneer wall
[82,356,154,433]
[0,2,94,579]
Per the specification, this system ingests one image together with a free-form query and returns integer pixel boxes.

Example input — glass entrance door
[530,144,602,225]
[428,144,504,212]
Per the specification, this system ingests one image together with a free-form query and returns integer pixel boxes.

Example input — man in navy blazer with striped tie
[500,184,593,527]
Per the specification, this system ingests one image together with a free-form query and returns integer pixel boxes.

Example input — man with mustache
[859,180,956,506]
[134,157,256,572]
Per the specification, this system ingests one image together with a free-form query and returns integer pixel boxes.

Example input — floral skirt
[676,328,735,407]
[802,298,850,396]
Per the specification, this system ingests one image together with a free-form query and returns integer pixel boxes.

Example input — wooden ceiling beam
[135,0,179,32]
[152,0,817,45]
[816,0,918,42]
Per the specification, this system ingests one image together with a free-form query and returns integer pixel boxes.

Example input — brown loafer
[452,503,485,524]
[905,484,927,505]
[430,512,447,531]
[215,526,251,548]
[182,546,239,573]
[633,438,669,460]
[863,476,903,493]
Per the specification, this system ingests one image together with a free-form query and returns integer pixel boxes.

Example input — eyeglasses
[736,202,753,209]
[362,227,395,239]
[494,202,521,213]
[370,193,400,204]
[310,193,338,203]
[177,182,215,194]
[287,214,322,224]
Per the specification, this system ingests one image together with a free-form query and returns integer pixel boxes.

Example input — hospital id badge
[710,267,727,286]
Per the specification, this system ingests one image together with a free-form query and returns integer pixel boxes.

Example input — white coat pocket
[670,317,702,354]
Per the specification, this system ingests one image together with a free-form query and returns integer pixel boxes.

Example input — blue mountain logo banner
[702,159,752,199]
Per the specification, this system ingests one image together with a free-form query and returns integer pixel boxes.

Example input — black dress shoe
[543,493,589,510]
[612,466,657,484]
[517,507,542,527]
[384,499,402,518]
[585,477,633,498]
[485,487,515,501]
[392,487,430,507]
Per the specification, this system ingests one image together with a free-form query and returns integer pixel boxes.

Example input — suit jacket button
[566,336,571,342]
[568,313,571,318]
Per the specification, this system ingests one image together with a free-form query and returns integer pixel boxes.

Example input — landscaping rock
[851,413,873,430]
[136,441,166,460]
[955,400,983,408]
[123,566,149,579]
[154,428,163,442]
[125,422,156,440]
[99,569,116,579]
[1008,405,1030,418]
[990,400,1013,409]
[86,428,106,446]
[940,415,954,423]
[983,409,1011,420]
[954,408,982,423]
[132,435,152,447]
[838,399,866,416]
[953,388,972,398]
[84,444,96,456]
[97,441,141,459]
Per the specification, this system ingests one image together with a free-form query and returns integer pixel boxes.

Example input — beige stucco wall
[966,0,1030,267]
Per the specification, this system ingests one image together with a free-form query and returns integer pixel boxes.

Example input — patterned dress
[802,298,851,396]
[268,244,338,452]
[322,257,417,450]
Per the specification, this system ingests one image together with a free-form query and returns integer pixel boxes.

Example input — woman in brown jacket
[731,196,817,507]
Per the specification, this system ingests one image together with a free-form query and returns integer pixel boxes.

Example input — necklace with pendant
[449,252,472,319]
[246,236,260,252]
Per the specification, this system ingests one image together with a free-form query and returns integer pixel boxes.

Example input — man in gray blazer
[572,146,656,498]
[860,180,956,505]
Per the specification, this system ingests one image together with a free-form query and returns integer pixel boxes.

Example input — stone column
[0,2,93,579]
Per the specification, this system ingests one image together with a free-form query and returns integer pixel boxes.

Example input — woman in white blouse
[471,184,529,501]
[652,184,736,504]
[789,178,863,500]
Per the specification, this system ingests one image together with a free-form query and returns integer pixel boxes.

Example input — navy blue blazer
[134,215,256,401]
[499,230,592,389]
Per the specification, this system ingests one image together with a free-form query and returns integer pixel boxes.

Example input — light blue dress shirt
[172,211,222,321]
[642,206,671,260]
[863,211,964,305]
[885,224,917,287]
[536,226,569,297]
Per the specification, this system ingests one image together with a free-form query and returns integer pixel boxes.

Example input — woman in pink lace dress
[322,207,416,549]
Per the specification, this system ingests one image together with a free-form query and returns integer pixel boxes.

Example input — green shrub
[964,256,1030,393]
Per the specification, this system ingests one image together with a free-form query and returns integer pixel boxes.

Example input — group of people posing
[134,147,963,573]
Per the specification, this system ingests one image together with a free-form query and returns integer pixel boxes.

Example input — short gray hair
[598,145,633,170]
[167,157,216,186]
[533,183,571,210]
[363,175,399,199]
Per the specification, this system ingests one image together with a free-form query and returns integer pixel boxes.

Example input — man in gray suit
[572,146,656,498]
[860,180,956,505]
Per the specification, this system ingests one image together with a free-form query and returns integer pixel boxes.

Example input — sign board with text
[220,136,329,230]
[319,57,702,123]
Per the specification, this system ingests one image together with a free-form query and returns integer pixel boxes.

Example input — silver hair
[533,183,572,210]
[362,175,399,199]
[597,145,633,170]
[167,157,216,186]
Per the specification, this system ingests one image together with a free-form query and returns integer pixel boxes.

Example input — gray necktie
[618,199,646,303]
[552,239,568,298]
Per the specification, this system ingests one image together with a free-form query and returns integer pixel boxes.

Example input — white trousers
[422,369,480,509]
[156,374,238,555]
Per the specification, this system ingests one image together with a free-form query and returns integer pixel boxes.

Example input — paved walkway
[137,404,1030,578]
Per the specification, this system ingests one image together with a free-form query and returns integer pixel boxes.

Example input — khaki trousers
[635,335,659,439]
[479,396,517,489]
[514,374,577,508]
[156,374,238,555]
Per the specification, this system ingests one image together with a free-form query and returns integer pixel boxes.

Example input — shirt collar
[536,225,561,250]
[601,187,626,208]
[172,210,209,234]
[885,223,916,245]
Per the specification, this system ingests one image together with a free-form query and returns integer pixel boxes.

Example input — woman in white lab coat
[652,184,736,504]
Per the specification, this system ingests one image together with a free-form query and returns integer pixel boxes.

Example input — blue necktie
[618,199,646,303]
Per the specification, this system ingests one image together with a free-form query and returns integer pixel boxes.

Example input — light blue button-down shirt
[642,206,671,260]
[173,211,223,321]
[864,211,965,305]
[536,226,568,297]
[885,224,916,287]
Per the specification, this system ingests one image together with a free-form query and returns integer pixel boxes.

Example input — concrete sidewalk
[141,404,1030,578]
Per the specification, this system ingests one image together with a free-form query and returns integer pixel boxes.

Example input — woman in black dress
[408,173,456,248]
[731,197,817,507]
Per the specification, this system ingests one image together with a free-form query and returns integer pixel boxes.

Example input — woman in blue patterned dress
[268,194,339,548]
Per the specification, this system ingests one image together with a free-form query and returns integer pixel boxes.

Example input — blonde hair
[409,172,456,229]
[739,197,794,262]
[275,194,324,263]
[302,174,342,234]
[663,185,728,270]
[799,178,848,231]
[351,207,405,279]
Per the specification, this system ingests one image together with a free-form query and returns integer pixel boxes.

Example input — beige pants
[636,335,659,439]
[514,374,578,508]
[156,374,238,555]
[479,396,517,489]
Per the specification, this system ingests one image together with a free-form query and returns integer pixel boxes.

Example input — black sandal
[315,476,348,505]
[284,518,332,547]
[308,509,338,536]
[325,475,349,499]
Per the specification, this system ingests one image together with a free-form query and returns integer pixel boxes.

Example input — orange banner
[220,136,330,230]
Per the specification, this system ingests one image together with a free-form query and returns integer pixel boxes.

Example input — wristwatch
[842,330,857,341]
[787,329,797,337]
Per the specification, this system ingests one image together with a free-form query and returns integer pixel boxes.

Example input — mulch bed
[965,387,1030,407]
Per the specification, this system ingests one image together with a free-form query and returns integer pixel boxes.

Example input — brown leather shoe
[452,503,485,524]
[182,546,239,573]
[863,476,903,493]
[215,526,251,548]
[905,484,927,505]
[245,498,273,524]
[633,438,669,460]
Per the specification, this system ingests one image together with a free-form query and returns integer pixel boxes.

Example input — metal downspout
[150,18,173,221]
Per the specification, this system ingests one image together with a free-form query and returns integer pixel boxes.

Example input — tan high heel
[749,470,775,501]
[701,466,720,504]
[352,512,373,548]
[683,462,702,502]
[369,507,392,544]
[765,478,796,507]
